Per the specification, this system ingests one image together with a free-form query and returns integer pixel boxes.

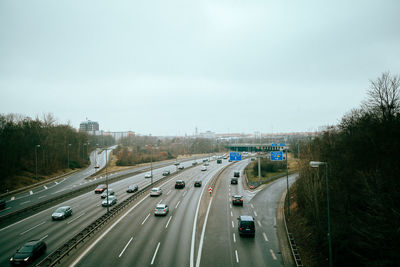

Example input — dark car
[0,199,6,210]
[217,159,222,164]
[237,215,255,237]
[52,206,72,220]
[192,161,198,166]
[178,165,184,170]
[234,171,240,177]
[194,180,202,187]
[232,195,243,206]
[175,180,185,189]
[127,184,139,193]
[94,184,107,194]
[162,170,170,176]
[231,177,238,184]
[10,240,47,266]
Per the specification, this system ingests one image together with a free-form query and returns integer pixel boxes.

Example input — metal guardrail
[283,190,303,266]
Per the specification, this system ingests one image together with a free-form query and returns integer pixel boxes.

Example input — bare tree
[363,72,400,120]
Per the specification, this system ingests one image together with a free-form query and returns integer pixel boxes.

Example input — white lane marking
[39,234,48,241]
[257,221,262,227]
[175,201,181,209]
[270,249,277,260]
[20,221,45,235]
[70,192,150,267]
[38,195,47,199]
[55,181,59,185]
[195,196,214,267]
[165,216,172,228]
[10,196,15,201]
[67,212,85,225]
[250,204,254,209]
[230,211,233,217]
[230,204,232,209]
[263,232,269,241]
[142,213,151,225]
[232,221,234,228]
[20,201,31,205]
[151,242,161,265]
[52,189,66,195]
[235,250,239,263]
[229,188,231,192]
[254,211,258,217]
[157,199,163,204]
[167,190,171,195]
[233,233,236,243]
[183,191,187,197]
[119,237,133,258]
[43,185,48,189]
[29,191,33,195]
[274,217,277,226]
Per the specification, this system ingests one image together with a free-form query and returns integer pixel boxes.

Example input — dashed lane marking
[263,232,269,241]
[142,213,151,225]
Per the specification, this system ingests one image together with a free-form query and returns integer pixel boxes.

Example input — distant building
[79,120,99,134]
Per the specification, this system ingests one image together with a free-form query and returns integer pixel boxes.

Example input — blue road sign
[230,152,242,161]
[270,151,283,161]
[271,143,278,147]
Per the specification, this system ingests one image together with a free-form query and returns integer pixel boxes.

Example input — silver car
[101,189,114,198]
[102,195,117,206]
[52,206,72,220]
[150,187,162,196]
[145,172,152,178]
[154,204,169,216]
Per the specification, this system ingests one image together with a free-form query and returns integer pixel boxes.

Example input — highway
[0,156,210,266]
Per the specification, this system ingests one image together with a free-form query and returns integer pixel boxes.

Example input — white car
[150,187,162,196]
[102,195,117,206]
[154,204,169,216]
[101,189,114,198]
[145,172,152,178]
[201,166,207,171]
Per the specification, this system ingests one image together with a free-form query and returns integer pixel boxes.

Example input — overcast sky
[1,0,399,136]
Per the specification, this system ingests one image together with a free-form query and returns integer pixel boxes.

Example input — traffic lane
[73,163,225,267]
[74,168,205,266]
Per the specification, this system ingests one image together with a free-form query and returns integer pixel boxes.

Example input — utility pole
[35,145,40,181]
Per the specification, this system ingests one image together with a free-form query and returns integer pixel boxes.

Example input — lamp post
[309,161,332,267]
[35,145,40,181]
[285,148,289,217]
[67,144,71,169]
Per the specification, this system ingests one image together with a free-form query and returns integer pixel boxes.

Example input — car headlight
[10,257,13,262]
[24,257,30,261]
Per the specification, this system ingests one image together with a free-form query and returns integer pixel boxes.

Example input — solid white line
[257,221,262,227]
[20,201,31,205]
[254,211,258,217]
[10,196,15,201]
[263,232,269,241]
[38,195,47,199]
[232,221,234,228]
[235,250,239,263]
[44,185,48,189]
[70,195,150,267]
[55,181,59,185]
[270,249,277,260]
[175,201,181,209]
[52,189,66,195]
[67,212,85,225]
[151,242,161,265]
[119,237,133,258]
[250,204,254,209]
[233,233,236,243]
[39,234,48,241]
[29,191,33,195]
[165,216,172,228]
[142,213,151,225]
[20,221,45,235]
[230,211,233,217]
[195,196,214,267]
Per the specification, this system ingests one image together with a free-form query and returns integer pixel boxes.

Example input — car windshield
[55,207,66,213]
[241,221,254,227]
[18,245,34,253]
[156,205,165,209]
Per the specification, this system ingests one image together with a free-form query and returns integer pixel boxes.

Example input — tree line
[295,72,400,266]
[0,114,114,193]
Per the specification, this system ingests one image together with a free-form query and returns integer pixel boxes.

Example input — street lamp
[67,144,71,169]
[35,145,40,180]
[309,161,332,267]
[105,148,109,213]
[146,144,154,185]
